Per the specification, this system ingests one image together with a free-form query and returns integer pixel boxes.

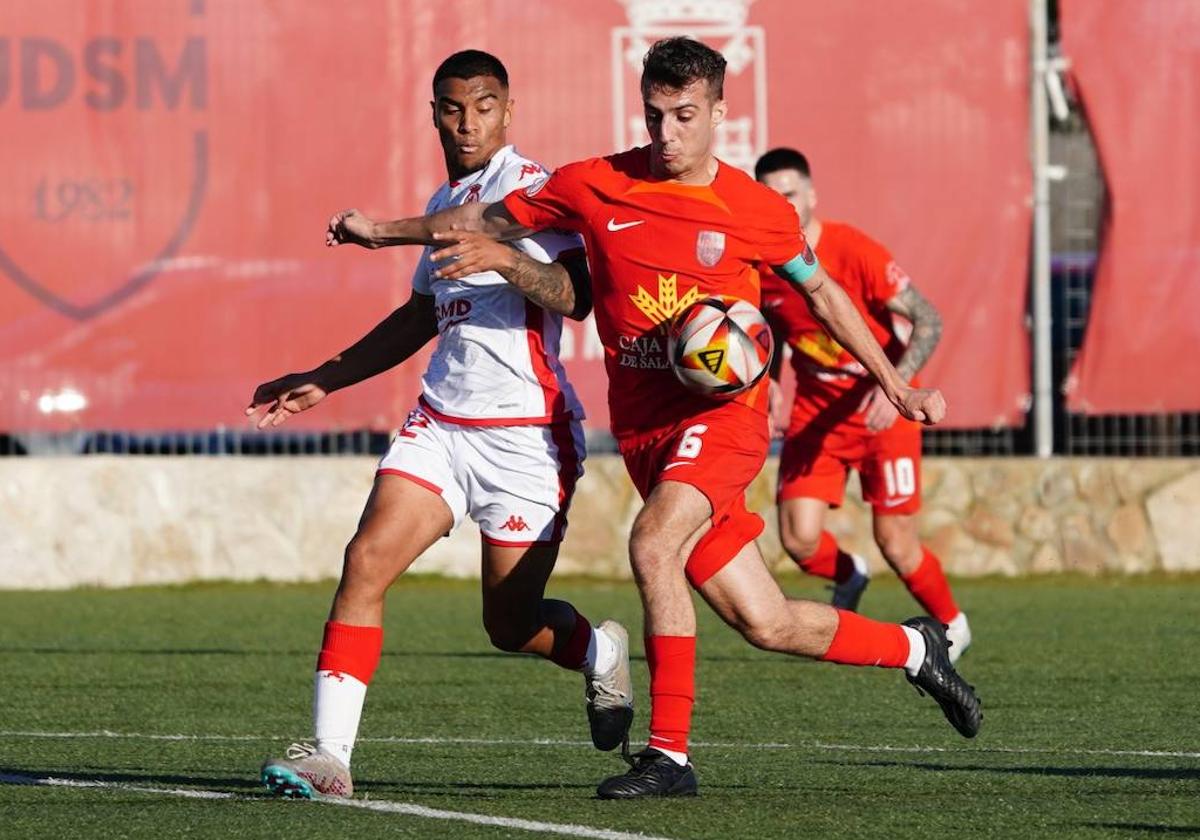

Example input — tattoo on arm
[887,285,943,381]
[500,250,579,317]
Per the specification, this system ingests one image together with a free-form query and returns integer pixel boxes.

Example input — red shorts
[778,414,922,516]
[619,401,769,586]
[620,401,768,514]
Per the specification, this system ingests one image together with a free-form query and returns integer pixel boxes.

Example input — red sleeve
[856,231,908,306]
[758,269,792,333]
[502,160,592,233]
[754,187,810,267]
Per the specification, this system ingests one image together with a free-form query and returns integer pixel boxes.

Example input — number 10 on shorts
[882,457,916,498]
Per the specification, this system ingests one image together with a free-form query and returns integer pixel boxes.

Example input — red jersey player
[328,38,981,799]
[755,148,972,661]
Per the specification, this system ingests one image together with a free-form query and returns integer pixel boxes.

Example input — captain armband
[771,247,821,286]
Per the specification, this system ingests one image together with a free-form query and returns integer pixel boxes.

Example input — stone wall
[0,456,1196,589]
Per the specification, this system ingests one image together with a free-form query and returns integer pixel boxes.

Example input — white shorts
[376,406,586,546]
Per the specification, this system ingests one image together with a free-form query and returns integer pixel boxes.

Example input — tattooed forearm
[499,251,579,317]
[888,285,943,381]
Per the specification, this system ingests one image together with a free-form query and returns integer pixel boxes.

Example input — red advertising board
[0,0,1031,432]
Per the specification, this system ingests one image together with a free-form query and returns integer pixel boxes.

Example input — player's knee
[628,523,680,582]
[341,535,394,596]
[779,525,821,563]
[740,614,791,653]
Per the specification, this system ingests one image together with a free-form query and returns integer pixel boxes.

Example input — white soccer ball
[668,296,774,398]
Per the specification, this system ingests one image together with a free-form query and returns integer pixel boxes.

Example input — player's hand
[891,384,946,426]
[859,384,900,432]
[245,373,329,429]
[327,209,378,248]
[767,378,786,439]
[431,227,517,280]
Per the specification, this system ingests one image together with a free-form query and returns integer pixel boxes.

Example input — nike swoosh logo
[607,218,645,232]
[661,462,692,472]
[881,496,913,508]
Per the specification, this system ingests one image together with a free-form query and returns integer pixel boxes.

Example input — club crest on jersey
[695,230,726,267]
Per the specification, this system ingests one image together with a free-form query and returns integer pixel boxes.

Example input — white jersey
[413,145,585,425]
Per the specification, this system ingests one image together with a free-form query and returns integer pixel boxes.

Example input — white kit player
[249,51,633,800]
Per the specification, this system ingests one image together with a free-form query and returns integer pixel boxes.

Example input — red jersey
[503,147,809,440]
[760,221,911,431]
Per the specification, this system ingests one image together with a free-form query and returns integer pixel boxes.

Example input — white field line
[0,772,675,840]
[1,729,1198,760]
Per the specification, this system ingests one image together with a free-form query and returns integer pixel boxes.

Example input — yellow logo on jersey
[629,273,702,327]
[795,330,844,367]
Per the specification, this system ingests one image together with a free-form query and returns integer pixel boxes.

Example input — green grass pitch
[0,575,1197,839]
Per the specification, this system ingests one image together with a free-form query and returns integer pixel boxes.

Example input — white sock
[650,746,689,766]
[901,626,926,677]
[583,625,618,676]
[947,612,968,632]
[313,670,368,768]
[849,553,870,579]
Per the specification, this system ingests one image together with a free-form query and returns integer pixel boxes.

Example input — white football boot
[261,743,353,799]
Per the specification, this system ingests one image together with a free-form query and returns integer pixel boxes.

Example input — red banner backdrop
[1063,0,1200,415]
[0,0,1030,433]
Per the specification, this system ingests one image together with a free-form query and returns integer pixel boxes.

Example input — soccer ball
[668,296,774,398]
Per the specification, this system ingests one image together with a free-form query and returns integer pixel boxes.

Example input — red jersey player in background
[755,148,972,662]
[328,38,981,800]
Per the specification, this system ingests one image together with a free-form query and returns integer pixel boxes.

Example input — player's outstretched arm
[792,266,946,425]
[327,203,531,249]
[429,230,590,319]
[244,293,438,429]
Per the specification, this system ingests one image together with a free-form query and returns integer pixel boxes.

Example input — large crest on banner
[612,0,768,172]
[0,0,208,321]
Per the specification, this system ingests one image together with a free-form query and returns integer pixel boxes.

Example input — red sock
[900,548,960,624]
[820,609,909,668]
[645,635,696,755]
[549,609,593,670]
[797,531,857,584]
[316,621,384,685]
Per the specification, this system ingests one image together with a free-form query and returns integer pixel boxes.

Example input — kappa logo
[628,273,702,328]
[322,671,346,683]
[517,163,543,180]
[0,3,209,320]
[499,515,531,532]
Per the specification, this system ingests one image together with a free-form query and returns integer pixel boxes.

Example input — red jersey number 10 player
[755,148,972,662]
[329,38,980,800]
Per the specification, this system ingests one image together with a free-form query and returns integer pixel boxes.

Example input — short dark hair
[432,50,509,94]
[641,37,725,99]
[755,147,812,181]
